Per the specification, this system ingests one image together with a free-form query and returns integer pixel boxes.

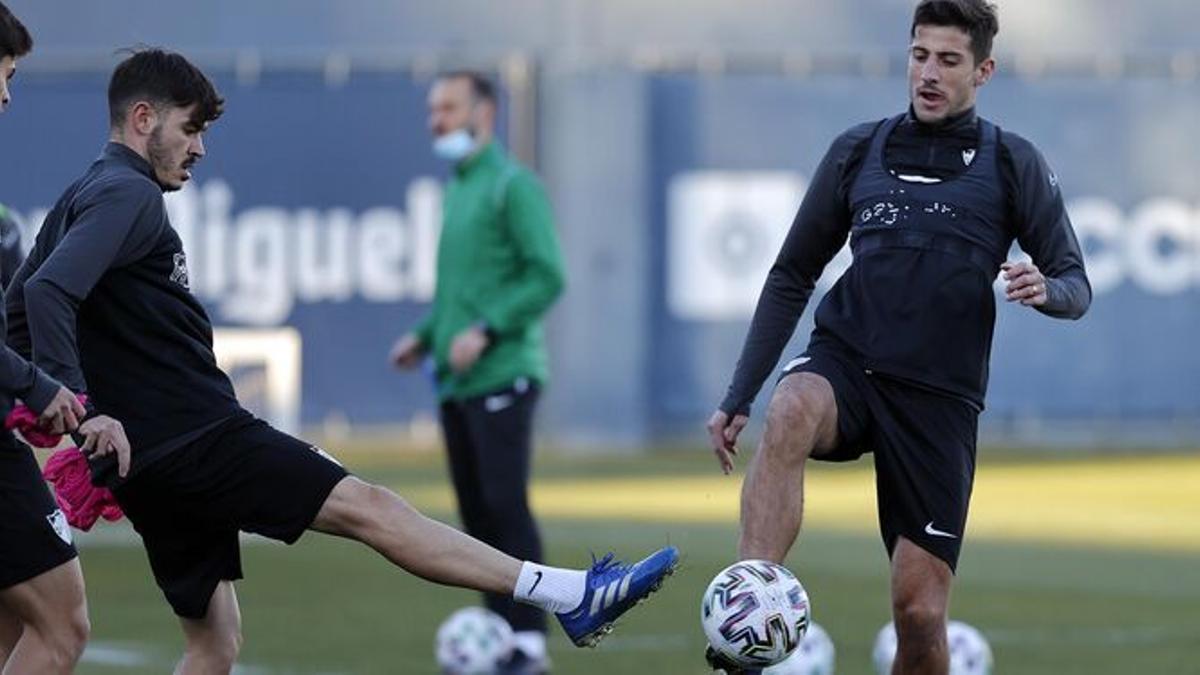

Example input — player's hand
[79,415,131,478]
[706,409,749,476]
[1001,261,1047,307]
[37,386,86,435]
[388,333,425,370]
[449,326,490,374]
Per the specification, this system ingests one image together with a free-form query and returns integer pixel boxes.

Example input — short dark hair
[108,48,224,130]
[911,0,999,64]
[437,70,497,106]
[0,2,32,60]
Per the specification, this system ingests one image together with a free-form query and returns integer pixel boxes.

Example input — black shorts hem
[0,547,79,591]
[884,531,962,574]
[276,470,349,545]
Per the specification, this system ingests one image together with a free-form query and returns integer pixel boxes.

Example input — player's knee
[892,594,945,641]
[764,375,831,458]
[189,625,242,670]
[319,477,406,536]
[43,612,89,670]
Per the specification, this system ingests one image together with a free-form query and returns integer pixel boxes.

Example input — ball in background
[872,620,993,675]
[763,621,835,675]
[434,606,515,675]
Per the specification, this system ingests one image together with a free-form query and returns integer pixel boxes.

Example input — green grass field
[72,450,1200,674]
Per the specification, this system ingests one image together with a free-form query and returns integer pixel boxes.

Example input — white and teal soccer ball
[434,607,514,675]
[763,621,835,674]
[871,620,993,675]
[701,560,812,668]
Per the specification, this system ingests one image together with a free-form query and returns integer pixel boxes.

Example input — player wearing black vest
[705,2,1090,674]
[7,48,677,673]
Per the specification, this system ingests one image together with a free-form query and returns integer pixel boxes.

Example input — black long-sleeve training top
[719,108,1091,417]
[0,204,61,448]
[7,142,242,484]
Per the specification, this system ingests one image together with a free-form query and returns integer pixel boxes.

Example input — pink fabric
[4,394,89,448]
[5,396,123,531]
[5,404,62,448]
[42,448,124,531]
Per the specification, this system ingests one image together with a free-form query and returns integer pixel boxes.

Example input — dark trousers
[440,380,545,633]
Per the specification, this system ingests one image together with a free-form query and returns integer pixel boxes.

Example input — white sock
[513,562,586,614]
[512,631,547,660]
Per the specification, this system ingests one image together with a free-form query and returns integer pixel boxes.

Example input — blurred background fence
[3,0,1198,449]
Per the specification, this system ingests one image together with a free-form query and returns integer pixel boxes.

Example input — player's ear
[130,101,157,135]
[974,57,995,87]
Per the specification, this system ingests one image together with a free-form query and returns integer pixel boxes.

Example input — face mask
[432,128,476,161]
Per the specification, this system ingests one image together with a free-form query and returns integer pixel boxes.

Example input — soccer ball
[871,620,993,675]
[701,560,811,668]
[763,621,835,675]
[434,607,514,675]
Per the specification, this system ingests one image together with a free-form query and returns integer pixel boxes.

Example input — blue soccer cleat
[556,546,679,647]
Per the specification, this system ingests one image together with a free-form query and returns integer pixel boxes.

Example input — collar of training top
[102,141,159,187]
[454,140,504,176]
[903,105,978,135]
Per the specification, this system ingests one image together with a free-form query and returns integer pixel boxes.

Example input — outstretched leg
[310,475,678,647]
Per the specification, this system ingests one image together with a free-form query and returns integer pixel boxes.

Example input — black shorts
[0,439,78,589]
[113,415,349,619]
[781,346,979,571]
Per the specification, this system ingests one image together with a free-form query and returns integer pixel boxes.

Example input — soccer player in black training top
[705,1,1090,673]
[0,3,115,672]
[7,48,677,674]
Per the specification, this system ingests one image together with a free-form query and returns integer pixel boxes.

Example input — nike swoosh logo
[924,521,958,539]
[528,570,543,595]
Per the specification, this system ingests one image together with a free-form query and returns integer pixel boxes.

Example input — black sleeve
[718,123,877,417]
[0,208,62,414]
[1000,131,1092,320]
[23,178,164,393]
[0,325,60,414]
[0,209,24,291]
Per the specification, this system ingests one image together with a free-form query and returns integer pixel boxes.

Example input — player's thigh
[0,599,24,655]
[871,378,978,571]
[199,421,350,543]
[0,558,87,635]
[768,371,841,456]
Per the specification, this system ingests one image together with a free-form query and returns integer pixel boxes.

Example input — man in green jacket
[391,71,564,674]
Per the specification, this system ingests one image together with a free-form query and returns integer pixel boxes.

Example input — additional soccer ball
[434,607,514,675]
[947,621,994,675]
[871,620,993,675]
[701,560,811,668]
[763,621,835,675]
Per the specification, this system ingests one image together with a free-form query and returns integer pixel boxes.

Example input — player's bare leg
[0,602,23,668]
[738,373,840,562]
[0,559,89,674]
[177,581,242,675]
[310,475,679,648]
[890,537,952,675]
[311,476,522,593]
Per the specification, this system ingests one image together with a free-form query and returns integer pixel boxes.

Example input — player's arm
[472,170,565,337]
[23,179,162,392]
[21,179,160,475]
[0,204,89,431]
[0,204,24,290]
[1000,133,1092,319]
[708,126,873,471]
